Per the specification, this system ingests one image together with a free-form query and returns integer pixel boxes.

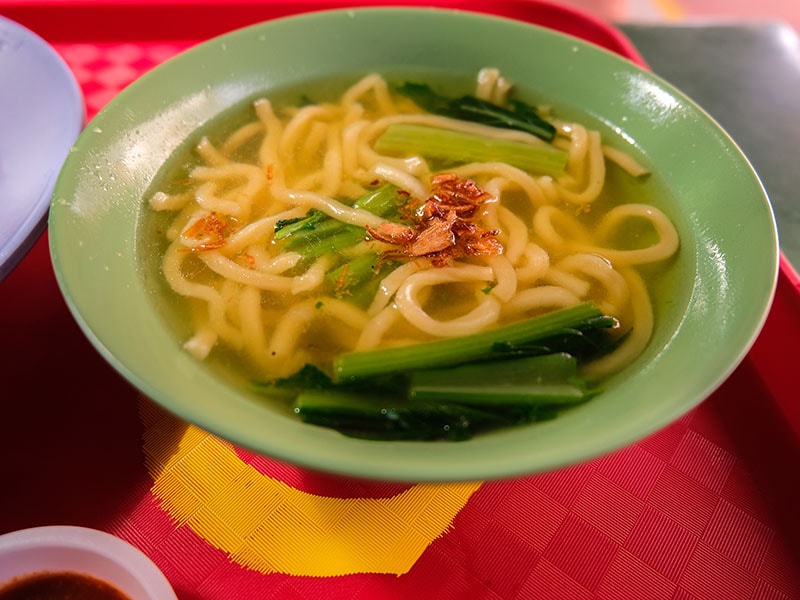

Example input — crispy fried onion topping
[367,173,503,267]
[181,212,230,251]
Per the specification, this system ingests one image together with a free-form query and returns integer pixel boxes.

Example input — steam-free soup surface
[141,69,679,440]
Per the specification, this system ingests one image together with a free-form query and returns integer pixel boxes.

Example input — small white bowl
[0,526,177,600]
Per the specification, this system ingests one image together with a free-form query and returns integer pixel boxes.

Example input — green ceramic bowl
[49,8,778,482]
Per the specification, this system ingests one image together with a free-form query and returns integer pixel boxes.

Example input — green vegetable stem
[374,123,567,177]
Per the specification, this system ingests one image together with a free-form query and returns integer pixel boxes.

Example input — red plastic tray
[2,2,800,599]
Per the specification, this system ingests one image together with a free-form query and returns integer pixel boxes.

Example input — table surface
[620,21,800,270]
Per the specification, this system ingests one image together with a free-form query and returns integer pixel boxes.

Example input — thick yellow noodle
[149,71,679,381]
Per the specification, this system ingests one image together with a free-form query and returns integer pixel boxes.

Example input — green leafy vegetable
[271,183,408,302]
[293,390,532,441]
[287,354,594,442]
[397,82,558,142]
[252,303,621,441]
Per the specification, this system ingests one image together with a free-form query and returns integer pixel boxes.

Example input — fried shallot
[367,173,503,266]
[181,212,230,252]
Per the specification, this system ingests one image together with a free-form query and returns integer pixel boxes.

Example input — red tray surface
[2,2,800,599]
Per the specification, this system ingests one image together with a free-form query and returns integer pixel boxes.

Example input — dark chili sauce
[0,571,132,600]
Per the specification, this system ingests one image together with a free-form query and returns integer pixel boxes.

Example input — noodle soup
[141,69,680,440]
